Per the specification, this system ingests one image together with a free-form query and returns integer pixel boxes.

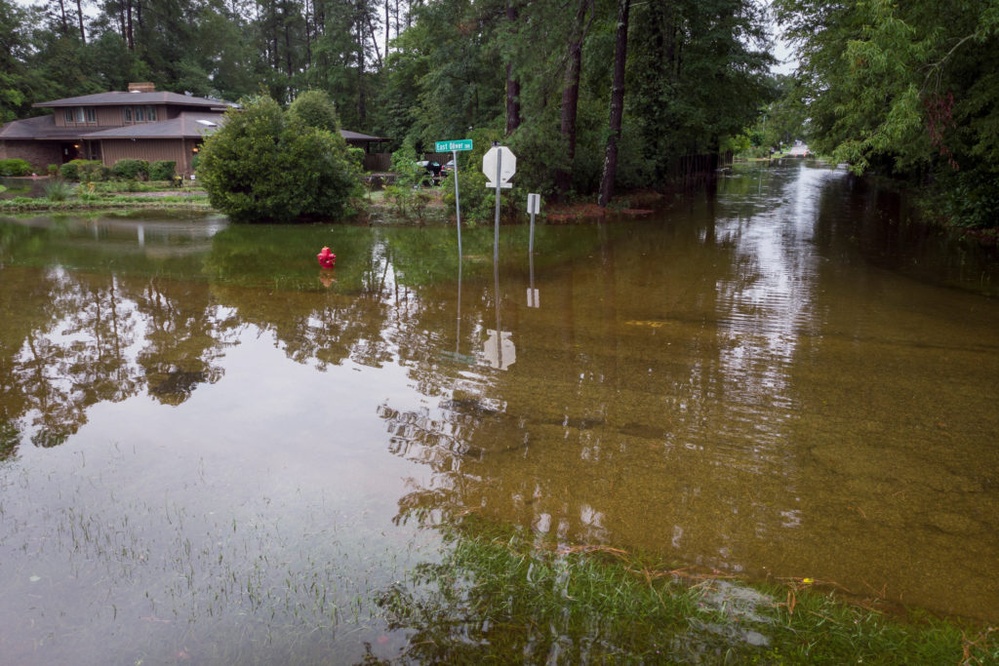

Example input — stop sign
[482,145,516,188]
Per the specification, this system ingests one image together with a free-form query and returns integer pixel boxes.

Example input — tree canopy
[1,0,777,206]
[775,0,999,227]
[6,0,998,225]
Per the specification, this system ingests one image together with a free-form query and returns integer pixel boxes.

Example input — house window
[65,107,95,124]
[122,105,155,124]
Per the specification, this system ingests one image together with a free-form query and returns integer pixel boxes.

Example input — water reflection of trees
[0,223,396,458]
[0,268,228,452]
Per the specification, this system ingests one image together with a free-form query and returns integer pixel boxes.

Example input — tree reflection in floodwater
[1,162,997,637]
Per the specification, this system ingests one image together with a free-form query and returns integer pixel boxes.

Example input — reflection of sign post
[483,329,516,370]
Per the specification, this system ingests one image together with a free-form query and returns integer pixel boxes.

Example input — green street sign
[435,139,473,152]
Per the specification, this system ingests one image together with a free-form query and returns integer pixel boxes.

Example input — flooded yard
[1,161,997,663]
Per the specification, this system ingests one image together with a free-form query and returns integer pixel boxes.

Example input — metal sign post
[493,147,502,262]
[435,139,474,259]
[527,193,541,308]
[452,149,462,258]
[482,144,516,263]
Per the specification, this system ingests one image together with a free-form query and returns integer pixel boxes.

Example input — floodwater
[1,161,997,663]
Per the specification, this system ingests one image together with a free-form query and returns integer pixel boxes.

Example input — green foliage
[287,89,341,133]
[2,0,778,207]
[111,159,150,181]
[198,95,362,223]
[42,178,73,201]
[377,518,997,663]
[630,0,775,177]
[59,160,105,182]
[389,143,425,189]
[0,158,32,176]
[148,161,176,181]
[775,0,999,227]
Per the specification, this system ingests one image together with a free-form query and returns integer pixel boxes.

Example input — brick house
[0,82,391,177]
[0,82,233,178]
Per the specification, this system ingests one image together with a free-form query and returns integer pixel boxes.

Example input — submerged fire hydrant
[317,246,336,269]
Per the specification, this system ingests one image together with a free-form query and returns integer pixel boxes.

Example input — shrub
[59,159,105,182]
[198,94,362,222]
[111,159,149,181]
[149,160,176,181]
[0,159,32,177]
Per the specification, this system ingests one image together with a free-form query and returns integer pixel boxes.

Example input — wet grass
[0,178,211,212]
[375,517,997,664]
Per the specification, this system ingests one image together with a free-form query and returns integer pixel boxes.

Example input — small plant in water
[43,178,74,202]
[372,517,998,664]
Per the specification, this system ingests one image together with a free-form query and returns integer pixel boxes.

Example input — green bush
[59,159,105,182]
[148,160,176,181]
[111,159,149,181]
[0,158,32,177]
[198,94,362,222]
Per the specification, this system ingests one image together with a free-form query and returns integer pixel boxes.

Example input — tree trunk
[55,0,69,35]
[598,0,631,207]
[505,0,520,135]
[75,0,86,43]
[125,0,134,51]
[555,0,591,199]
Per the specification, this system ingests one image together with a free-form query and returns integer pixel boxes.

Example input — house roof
[0,115,83,141]
[34,90,235,111]
[0,113,389,145]
[0,112,226,141]
[85,113,225,139]
[341,129,388,143]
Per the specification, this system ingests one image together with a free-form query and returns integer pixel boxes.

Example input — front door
[60,142,81,163]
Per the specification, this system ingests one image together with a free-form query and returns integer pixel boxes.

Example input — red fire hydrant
[317,246,336,269]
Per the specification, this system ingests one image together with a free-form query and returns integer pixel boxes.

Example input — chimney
[128,82,155,93]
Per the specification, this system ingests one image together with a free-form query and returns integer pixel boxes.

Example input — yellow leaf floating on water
[624,320,666,329]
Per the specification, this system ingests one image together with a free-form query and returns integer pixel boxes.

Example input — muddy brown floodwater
[0,160,997,664]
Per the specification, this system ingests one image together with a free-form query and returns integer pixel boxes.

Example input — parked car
[416,160,443,186]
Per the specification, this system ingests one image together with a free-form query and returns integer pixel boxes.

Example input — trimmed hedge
[0,159,32,177]
[111,159,149,181]
[60,160,107,182]
[148,160,176,181]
